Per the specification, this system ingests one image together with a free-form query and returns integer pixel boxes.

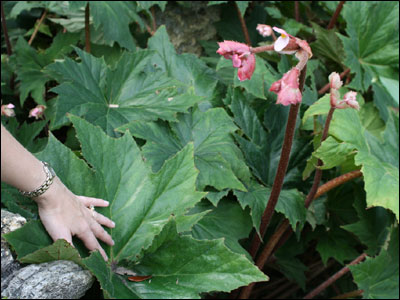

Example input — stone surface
[155,1,221,55]
[2,260,94,299]
[1,210,94,299]
[1,209,26,291]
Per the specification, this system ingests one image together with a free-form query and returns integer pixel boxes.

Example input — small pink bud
[256,24,272,37]
[1,103,16,117]
[269,67,302,106]
[29,105,46,119]
[328,72,343,90]
[342,91,359,110]
[216,40,256,81]
[328,72,359,110]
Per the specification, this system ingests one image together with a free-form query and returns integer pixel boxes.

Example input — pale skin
[1,124,114,261]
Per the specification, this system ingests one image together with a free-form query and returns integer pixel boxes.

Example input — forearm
[1,124,46,193]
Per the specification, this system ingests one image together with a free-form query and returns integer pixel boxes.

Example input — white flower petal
[274,36,290,51]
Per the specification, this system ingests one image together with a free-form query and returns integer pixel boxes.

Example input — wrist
[34,176,65,209]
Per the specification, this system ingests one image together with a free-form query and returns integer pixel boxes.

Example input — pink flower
[29,105,46,119]
[217,40,256,81]
[273,27,312,58]
[269,67,302,106]
[256,24,272,37]
[338,91,359,110]
[1,103,15,117]
[328,72,359,110]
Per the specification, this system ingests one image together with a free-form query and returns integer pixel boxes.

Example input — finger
[76,229,108,261]
[78,196,109,208]
[93,211,115,228]
[90,221,114,246]
[47,227,73,245]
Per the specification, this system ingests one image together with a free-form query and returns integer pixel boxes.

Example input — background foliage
[1,1,399,299]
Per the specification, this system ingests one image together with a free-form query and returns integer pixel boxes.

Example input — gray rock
[155,1,221,55]
[1,209,26,290]
[1,210,94,299]
[2,260,94,299]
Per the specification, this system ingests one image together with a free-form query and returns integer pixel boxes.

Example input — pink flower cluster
[216,26,313,106]
[269,67,302,106]
[216,41,256,81]
[329,72,359,110]
[29,105,46,119]
[1,103,15,117]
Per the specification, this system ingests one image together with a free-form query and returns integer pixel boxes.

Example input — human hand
[34,177,115,261]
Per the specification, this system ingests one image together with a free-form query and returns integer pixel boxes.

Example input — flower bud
[29,105,46,119]
[1,103,15,117]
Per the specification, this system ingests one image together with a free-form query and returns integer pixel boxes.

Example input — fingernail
[104,200,109,206]
[111,221,115,227]
[111,240,115,245]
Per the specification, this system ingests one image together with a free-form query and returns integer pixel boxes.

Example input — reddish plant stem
[28,9,47,45]
[303,253,367,299]
[1,2,12,56]
[270,169,363,265]
[314,170,362,199]
[327,1,346,29]
[294,2,301,22]
[251,44,274,53]
[240,219,290,299]
[248,66,307,260]
[85,3,91,53]
[318,68,350,95]
[234,1,251,45]
[331,289,364,299]
[150,6,157,32]
[304,107,335,208]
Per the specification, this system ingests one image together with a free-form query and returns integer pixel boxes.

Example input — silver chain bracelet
[19,161,56,198]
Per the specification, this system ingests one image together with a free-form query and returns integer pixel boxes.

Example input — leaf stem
[85,3,91,53]
[151,6,157,33]
[303,253,367,299]
[1,1,12,55]
[234,1,251,45]
[331,289,364,299]
[304,107,335,208]
[240,219,290,299]
[295,2,301,22]
[327,1,346,30]
[248,66,307,260]
[28,9,47,45]
[314,170,362,199]
[318,68,350,95]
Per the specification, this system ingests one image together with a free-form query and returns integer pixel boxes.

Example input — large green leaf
[329,110,399,220]
[3,116,267,298]
[316,227,360,266]
[148,26,218,98]
[13,33,80,105]
[84,220,268,299]
[342,190,393,256]
[47,48,203,135]
[89,2,142,51]
[234,180,307,236]
[310,22,345,67]
[117,106,251,191]
[303,96,399,220]
[189,199,253,260]
[349,227,399,299]
[340,1,399,91]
